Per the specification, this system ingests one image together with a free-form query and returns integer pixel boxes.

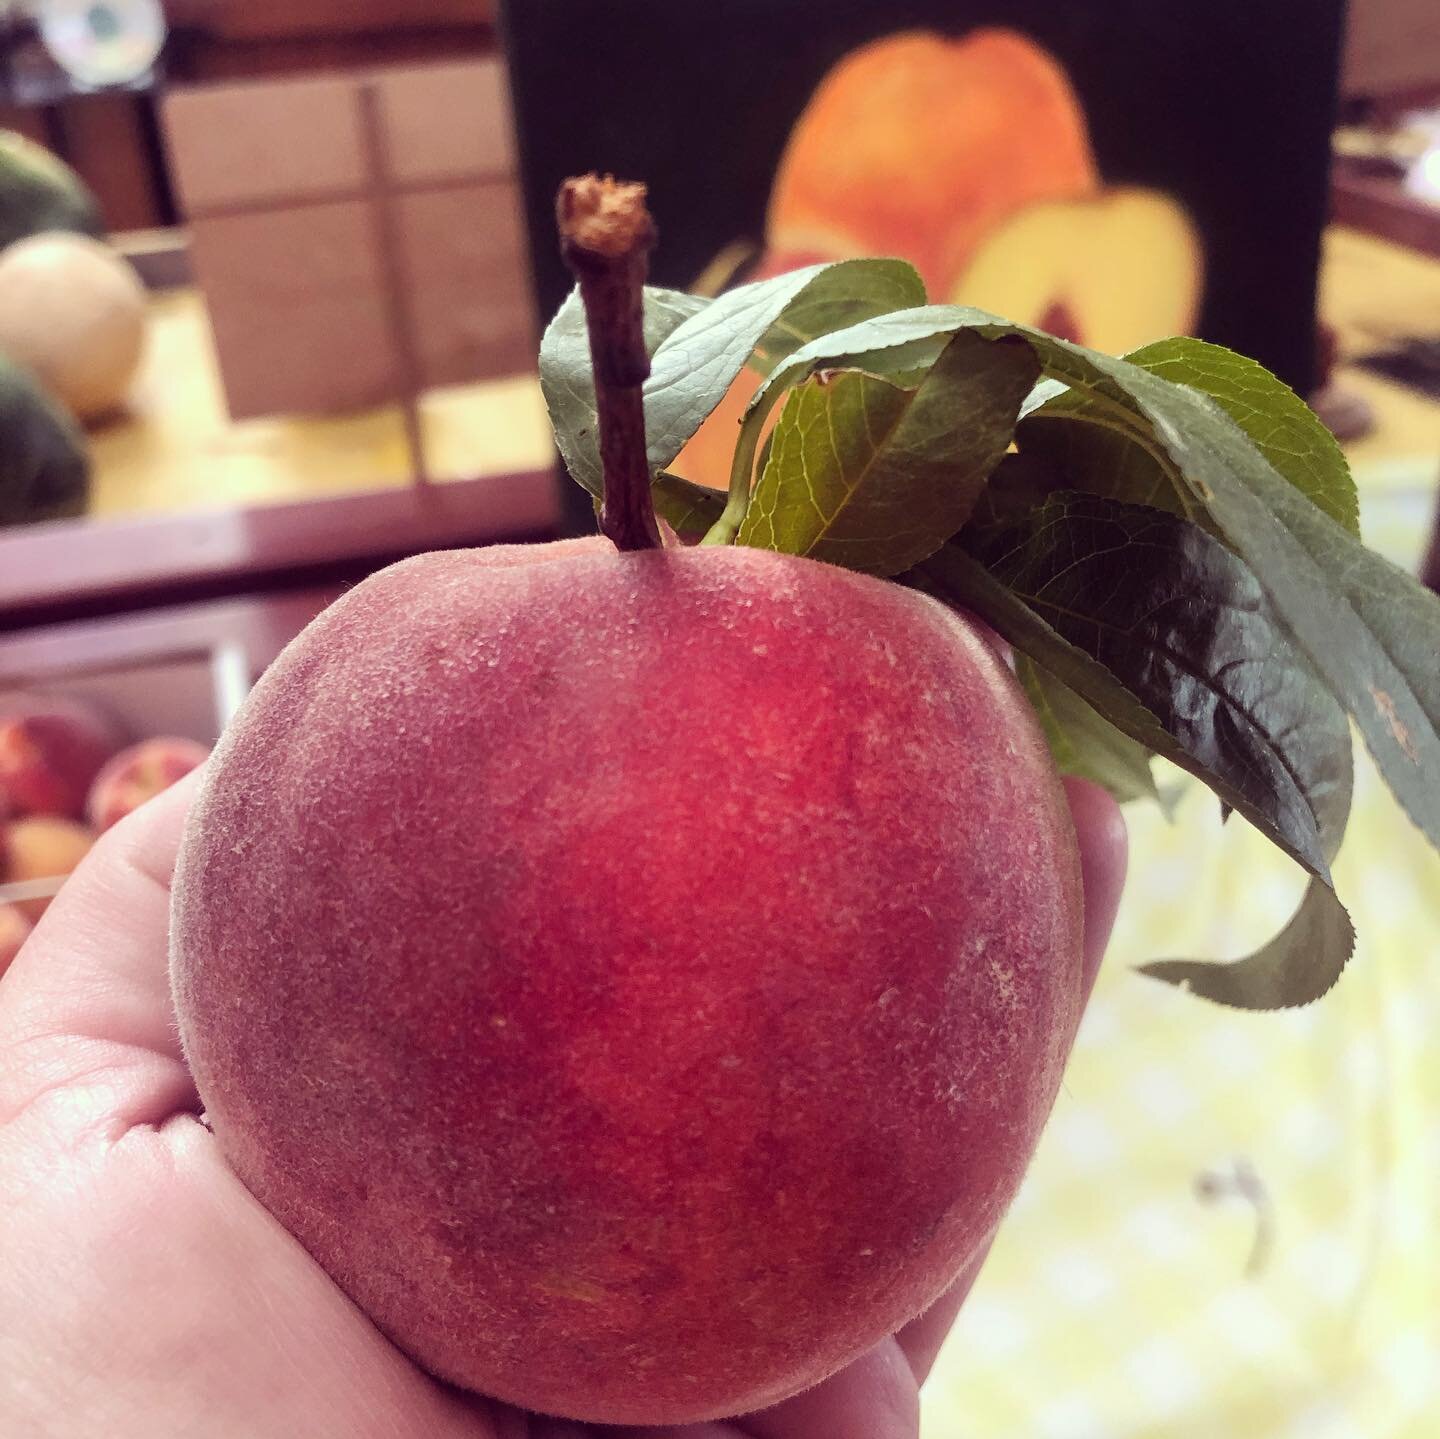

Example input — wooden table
[1321,226,1440,483]
[85,226,1439,520]
[88,288,554,517]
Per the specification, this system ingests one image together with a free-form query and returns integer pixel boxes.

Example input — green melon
[0,130,103,253]
[0,354,90,527]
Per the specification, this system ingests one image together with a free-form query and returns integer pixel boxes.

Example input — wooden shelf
[0,469,558,630]
[1332,164,1440,261]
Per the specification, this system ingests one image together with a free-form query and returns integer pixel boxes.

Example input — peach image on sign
[766,28,1099,296]
[673,28,1204,492]
[951,188,1205,355]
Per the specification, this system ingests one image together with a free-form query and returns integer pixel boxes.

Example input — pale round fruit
[0,232,145,421]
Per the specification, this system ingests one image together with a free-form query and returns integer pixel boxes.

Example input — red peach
[0,695,125,819]
[171,541,1083,1425]
[87,737,210,833]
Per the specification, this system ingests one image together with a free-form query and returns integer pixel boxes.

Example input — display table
[0,287,558,628]
[87,287,553,516]
[3,225,1436,630]
[80,225,1440,515]
[1321,225,1440,480]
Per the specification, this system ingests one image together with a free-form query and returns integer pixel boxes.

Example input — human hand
[0,770,1124,1439]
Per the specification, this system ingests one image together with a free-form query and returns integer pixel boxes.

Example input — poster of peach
[502,1,1342,524]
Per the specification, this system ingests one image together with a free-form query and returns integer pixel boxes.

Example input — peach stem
[556,175,662,553]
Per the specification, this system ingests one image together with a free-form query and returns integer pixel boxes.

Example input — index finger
[894,776,1129,1383]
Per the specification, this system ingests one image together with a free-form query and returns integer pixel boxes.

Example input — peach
[670,363,769,494]
[87,737,210,833]
[768,29,1099,297]
[949,188,1204,353]
[2,816,94,923]
[0,901,31,978]
[171,540,1084,1424]
[0,694,124,819]
[671,249,817,493]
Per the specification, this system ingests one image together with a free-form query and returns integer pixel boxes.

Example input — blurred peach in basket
[0,694,123,821]
[88,738,210,833]
[1,816,94,923]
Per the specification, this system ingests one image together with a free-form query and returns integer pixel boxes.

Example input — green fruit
[0,354,90,527]
[0,131,103,253]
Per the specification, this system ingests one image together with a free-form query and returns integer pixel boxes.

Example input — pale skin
[0,769,1126,1439]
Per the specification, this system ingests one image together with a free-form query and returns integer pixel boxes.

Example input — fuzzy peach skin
[170,540,1086,1426]
[0,695,124,819]
[87,738,211,833]
[0,761,1123,1439]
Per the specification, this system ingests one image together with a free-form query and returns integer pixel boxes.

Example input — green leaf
[737,332,1038,577]
[1095,368,1440,853]
[913,540,1357,1010]
[1019,337,1361,536]
[1013,386,1198,522]
[1139,879,1356,1009]
[1016,655,1164,810]
[913,545,1299,862]
[747,303,1440,854]
[961,490,1353,881]
[0,355,90,526]
[1019,377,1069,418]
[962,451,1068,536]
[748,305,1014,415]
[542,260,927,499]
[1127,338,1360,536]
[652,472,724,538]
[750,259,927,377]
[540,284,708,498]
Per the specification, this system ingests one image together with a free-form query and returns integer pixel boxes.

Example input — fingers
[570,1338,921,1439]
[889,1240,994,1390]
[1062,776,1129,998]
[894,776,1128,1385]
[0,769,202,1133]
[736,1339,918,1439]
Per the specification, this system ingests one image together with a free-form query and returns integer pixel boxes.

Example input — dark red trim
[1332,167,1440,260]
[0,470,562,631]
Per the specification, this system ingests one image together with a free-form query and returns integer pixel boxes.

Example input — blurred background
[0,2,1436,1435]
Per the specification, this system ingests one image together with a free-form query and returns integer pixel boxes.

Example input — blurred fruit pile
[0,130,148,529]
[0,691,208,976]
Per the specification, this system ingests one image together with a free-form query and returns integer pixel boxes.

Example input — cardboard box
[162,58,535,420]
